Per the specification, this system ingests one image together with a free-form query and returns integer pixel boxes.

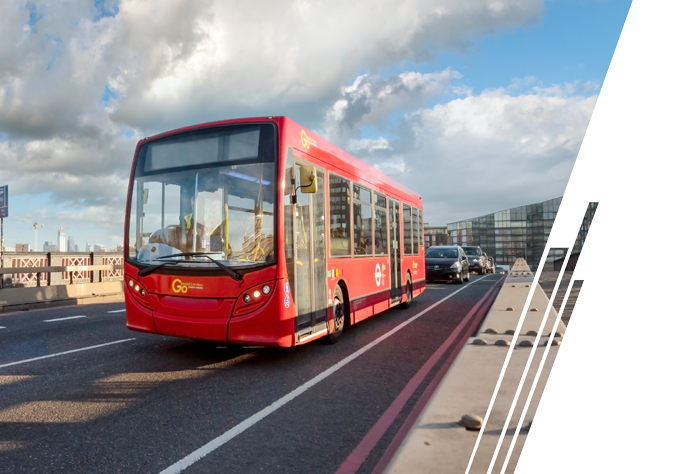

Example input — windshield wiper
[155,252,243,281]
[138,260,179,277]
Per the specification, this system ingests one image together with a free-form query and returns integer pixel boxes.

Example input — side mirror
[298,165,317,194]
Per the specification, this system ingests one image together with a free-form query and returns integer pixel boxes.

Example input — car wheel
[464,270,470,282]
[327,286,346,344]
[401,275,412,309]
[456,272,463,284]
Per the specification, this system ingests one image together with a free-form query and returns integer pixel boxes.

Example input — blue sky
[0,0,631,250]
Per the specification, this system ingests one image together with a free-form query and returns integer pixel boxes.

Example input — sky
[0,0,632,250]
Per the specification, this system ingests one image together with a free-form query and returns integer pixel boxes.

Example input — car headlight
[450,262,462,271]
[473,258,479,263]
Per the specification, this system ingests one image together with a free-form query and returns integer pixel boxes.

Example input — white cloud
[347,137,392,153]
[328,80,598,225]
[0,0,550,244]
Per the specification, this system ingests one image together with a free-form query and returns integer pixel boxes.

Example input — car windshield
[425,249,458,258]
[463,247,481,256]
[127,124,276,268]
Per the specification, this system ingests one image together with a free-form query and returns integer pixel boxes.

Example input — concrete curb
[0,293,123,314]
[0,281,124,314]
[383,261,565,473]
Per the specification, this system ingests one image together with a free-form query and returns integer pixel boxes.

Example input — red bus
[124,117,425,347]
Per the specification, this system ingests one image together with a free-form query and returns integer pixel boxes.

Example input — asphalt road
[0,273,503,474]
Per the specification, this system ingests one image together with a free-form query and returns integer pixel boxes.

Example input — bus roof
[140,116,422,207]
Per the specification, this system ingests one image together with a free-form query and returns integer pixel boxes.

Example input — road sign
[0,185,7,218]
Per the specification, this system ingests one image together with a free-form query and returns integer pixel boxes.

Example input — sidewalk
[383,260,566,473]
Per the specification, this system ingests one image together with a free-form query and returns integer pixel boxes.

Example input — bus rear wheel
[327,286,346,344]
[401,275,413,309]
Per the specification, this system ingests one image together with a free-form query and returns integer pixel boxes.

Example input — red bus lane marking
[158,278,488,474]
[370,277,504,474]
[335,276,504,474]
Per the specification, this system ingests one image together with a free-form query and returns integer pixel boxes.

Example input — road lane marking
[0,327,6,330]
[44,316,87,322]
[159,277,493,474]
[107,309,126,313]
[0,338,136,369]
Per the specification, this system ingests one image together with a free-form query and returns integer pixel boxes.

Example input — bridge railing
[0,252,123,289]
[0,253,125,310]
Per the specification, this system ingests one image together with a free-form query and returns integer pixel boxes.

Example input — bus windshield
[127,124,276,268]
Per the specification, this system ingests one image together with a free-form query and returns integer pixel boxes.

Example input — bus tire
[401,275,413,309]
[327,285,346,344]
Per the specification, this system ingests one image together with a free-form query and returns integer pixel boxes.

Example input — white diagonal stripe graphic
[464,245,555,474]
[484,250,571,474]
[499,277,577,473]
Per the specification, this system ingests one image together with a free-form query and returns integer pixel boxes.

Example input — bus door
[293,161,328,339]
[389,199,402,305]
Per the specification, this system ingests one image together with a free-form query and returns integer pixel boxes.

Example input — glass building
[447,197,567,271]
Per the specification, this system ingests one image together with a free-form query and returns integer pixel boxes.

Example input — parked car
[462,246,486,275]
[496,265,510,274]
[425,246,470,284]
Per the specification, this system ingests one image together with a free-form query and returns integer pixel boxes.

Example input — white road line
[0,326,6,329]
[0,338,136,369]
[107,309,126,313]
[159,278,487,474]
[44,315,87,322]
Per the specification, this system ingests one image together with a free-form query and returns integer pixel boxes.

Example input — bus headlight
[233,280,277,317]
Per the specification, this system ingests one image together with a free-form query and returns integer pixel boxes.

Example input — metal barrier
[0,252,124,310]
[0,252,123,288]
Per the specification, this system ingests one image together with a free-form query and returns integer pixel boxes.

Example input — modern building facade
[424,224,451,248]
[447,197,566,271]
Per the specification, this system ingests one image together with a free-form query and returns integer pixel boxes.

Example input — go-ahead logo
[172,279,203,294]
[301,130,317,149]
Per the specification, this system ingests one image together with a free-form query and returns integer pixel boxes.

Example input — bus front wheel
[327,286,346,344]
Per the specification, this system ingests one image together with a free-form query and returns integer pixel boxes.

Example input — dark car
[462,246,486,275]
[425,246,470,284]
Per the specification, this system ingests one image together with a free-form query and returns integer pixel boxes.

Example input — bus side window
[417,209,423,249]
[411,207,419,255]
[402,204,412,256]
[329,173,351,256]
[373,192,387,256]
[353,184,372,256]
